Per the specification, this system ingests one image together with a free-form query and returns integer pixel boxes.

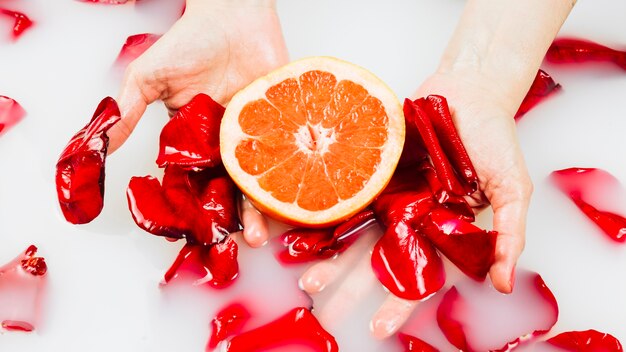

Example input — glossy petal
[551,167,626,242]
[398,333,440,352]
[437,270,559,352]
[547,38,626,70]
[115,33,161,66]
[157,94,225,169]
[371,222,445,300]
[421,208,497,281]
[78,0,132,4]
[225,307,338,352]
[277,210,376,264]
[163,238,238,288]
[547,329,623,352]
[0,95,26,136]
[208,302,251,350]
[55,97,120,224]
[0,9,34,39]
[127,175,188,239]
[515,70,561,119]
[0,246,47,332]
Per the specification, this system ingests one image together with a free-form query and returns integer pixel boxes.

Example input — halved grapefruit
[220,57,405,226]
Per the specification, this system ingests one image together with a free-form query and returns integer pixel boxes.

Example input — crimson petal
[551,167,626,242]
[127,175,188,239]
[157,93,225,169]
[547,38,626,70]
[0,95,26,136]
[437,270,559,351]
[546,329,623,352]
[421,208,497,281]
[278,210,376,264]
[515,69,561,119]
[371,222,445,300]
[0,9,34,39]
[208,302,251,350]
[56,97,120,224]
[163,238,238,288]
[225,307,338,352]
[78,0,132,4]
[115,33,161,67]
[0,246,47,332]
[398,333,440,352]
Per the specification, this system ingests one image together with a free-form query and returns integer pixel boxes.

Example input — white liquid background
[1,0,625,351]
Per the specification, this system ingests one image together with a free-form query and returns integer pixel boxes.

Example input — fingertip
[489,259,515,294]
[300,264,332,294]
[241,202,269,248]
[370,295,417,340]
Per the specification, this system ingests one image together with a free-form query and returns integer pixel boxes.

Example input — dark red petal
[207,302,251,349]
[163,238,238,288]
[371,222,445,300]
[550,167,626,242]
[547,38,626,70]
[437,270,559,351]
[186,166,242,245]
[78,0,132,4]
[0,9,34,39]
[0,246,47,332]
[156,93,225,169]
[277,210,376,264]
[420,96,478,194]
[546,329,623,352]
[225,307,338,352]
[398,333,440,352]
[126,176,189,239]
[515,69,561,119]
[0,95,26,136]
[421,208,497,281]
[55,97,120,224]
[404,99,465,197]
[115,33,161,66]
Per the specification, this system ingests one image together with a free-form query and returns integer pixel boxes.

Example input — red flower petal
[277,210,376,264]
[207,302,251,349]
[127,175,189,239]
[515,69,561,120]
[421,208,497,281]
[0,246,47,332]
[371,222,445,300]
[56,97,120,224]
[78,0,132,4]
[0,9,34,39]
[225,307,338,352]
[547,38,626,70]
[437,270,559,351]
[398,333,440,352]
[551,167,626,242]
[115,33,161,67]
[163,238,238,288]
[546,329,623,352]
[156,94,225,169]
[0,95,26,136]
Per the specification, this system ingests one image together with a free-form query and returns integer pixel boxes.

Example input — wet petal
[547,38,626,70]
[0,246,47,332]
[208,302,251,349]
[115,33,161,67]
[157,94,225,169]
[0,9,34,39]
[55,97,120,224]
[0,95,26,136]
[515,70,561,119]
[546,329,623,352]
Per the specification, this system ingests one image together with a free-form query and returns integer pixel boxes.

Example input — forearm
[438,0,575,112]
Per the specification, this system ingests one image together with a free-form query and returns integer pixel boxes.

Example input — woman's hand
[108,0,287,247]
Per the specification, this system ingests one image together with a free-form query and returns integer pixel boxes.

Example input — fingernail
[370,317,398,339]
[298,275,325,293]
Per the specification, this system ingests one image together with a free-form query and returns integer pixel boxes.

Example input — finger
[487,178,532,293]
[299,229,378,294]
[108,64,155,154]
[240,197,270,248]
[315,244,379,328]
[370,294,419,340]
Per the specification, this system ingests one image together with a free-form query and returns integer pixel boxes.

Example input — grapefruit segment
[221,57,404,226]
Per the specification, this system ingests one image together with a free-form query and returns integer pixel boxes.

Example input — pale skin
[108,0,575,340]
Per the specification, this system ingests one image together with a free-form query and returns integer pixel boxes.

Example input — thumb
[108,67,156,154]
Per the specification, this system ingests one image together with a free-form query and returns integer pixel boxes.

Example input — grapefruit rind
[220,57,405,226]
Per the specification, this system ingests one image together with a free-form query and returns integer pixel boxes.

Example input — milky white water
[1,0,625,350]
